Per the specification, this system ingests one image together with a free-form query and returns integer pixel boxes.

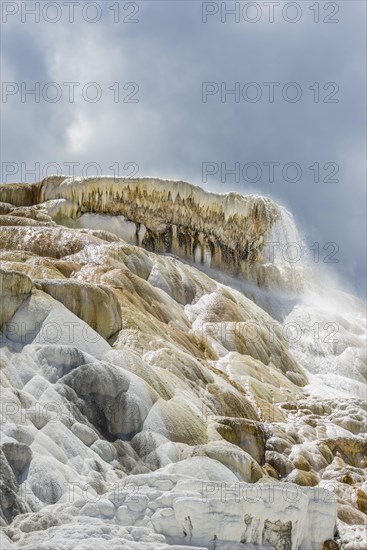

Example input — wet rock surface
[0,178,365,549]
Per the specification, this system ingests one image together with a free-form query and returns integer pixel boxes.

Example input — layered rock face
[0,177,366,549]
[0,177,307,292]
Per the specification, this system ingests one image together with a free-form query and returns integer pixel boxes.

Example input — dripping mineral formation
[0,176,366,550]
[0,176,308,291]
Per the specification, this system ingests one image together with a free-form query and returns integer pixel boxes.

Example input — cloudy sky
[1,0,366,296]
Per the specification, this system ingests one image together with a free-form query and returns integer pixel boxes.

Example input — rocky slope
[0,177,366,549]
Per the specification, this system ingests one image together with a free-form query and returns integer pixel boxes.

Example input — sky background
[1,0,366,297]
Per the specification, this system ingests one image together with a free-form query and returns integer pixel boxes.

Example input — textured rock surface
[0,177,365,549]
[0,268,33,327]
[34,279,122,341]
[0,176,309,291]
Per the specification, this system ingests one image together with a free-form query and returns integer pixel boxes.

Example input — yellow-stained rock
[34,279,122,340]
[0,268,33,327]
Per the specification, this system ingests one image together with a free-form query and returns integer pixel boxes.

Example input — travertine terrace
[0,177,365,549]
